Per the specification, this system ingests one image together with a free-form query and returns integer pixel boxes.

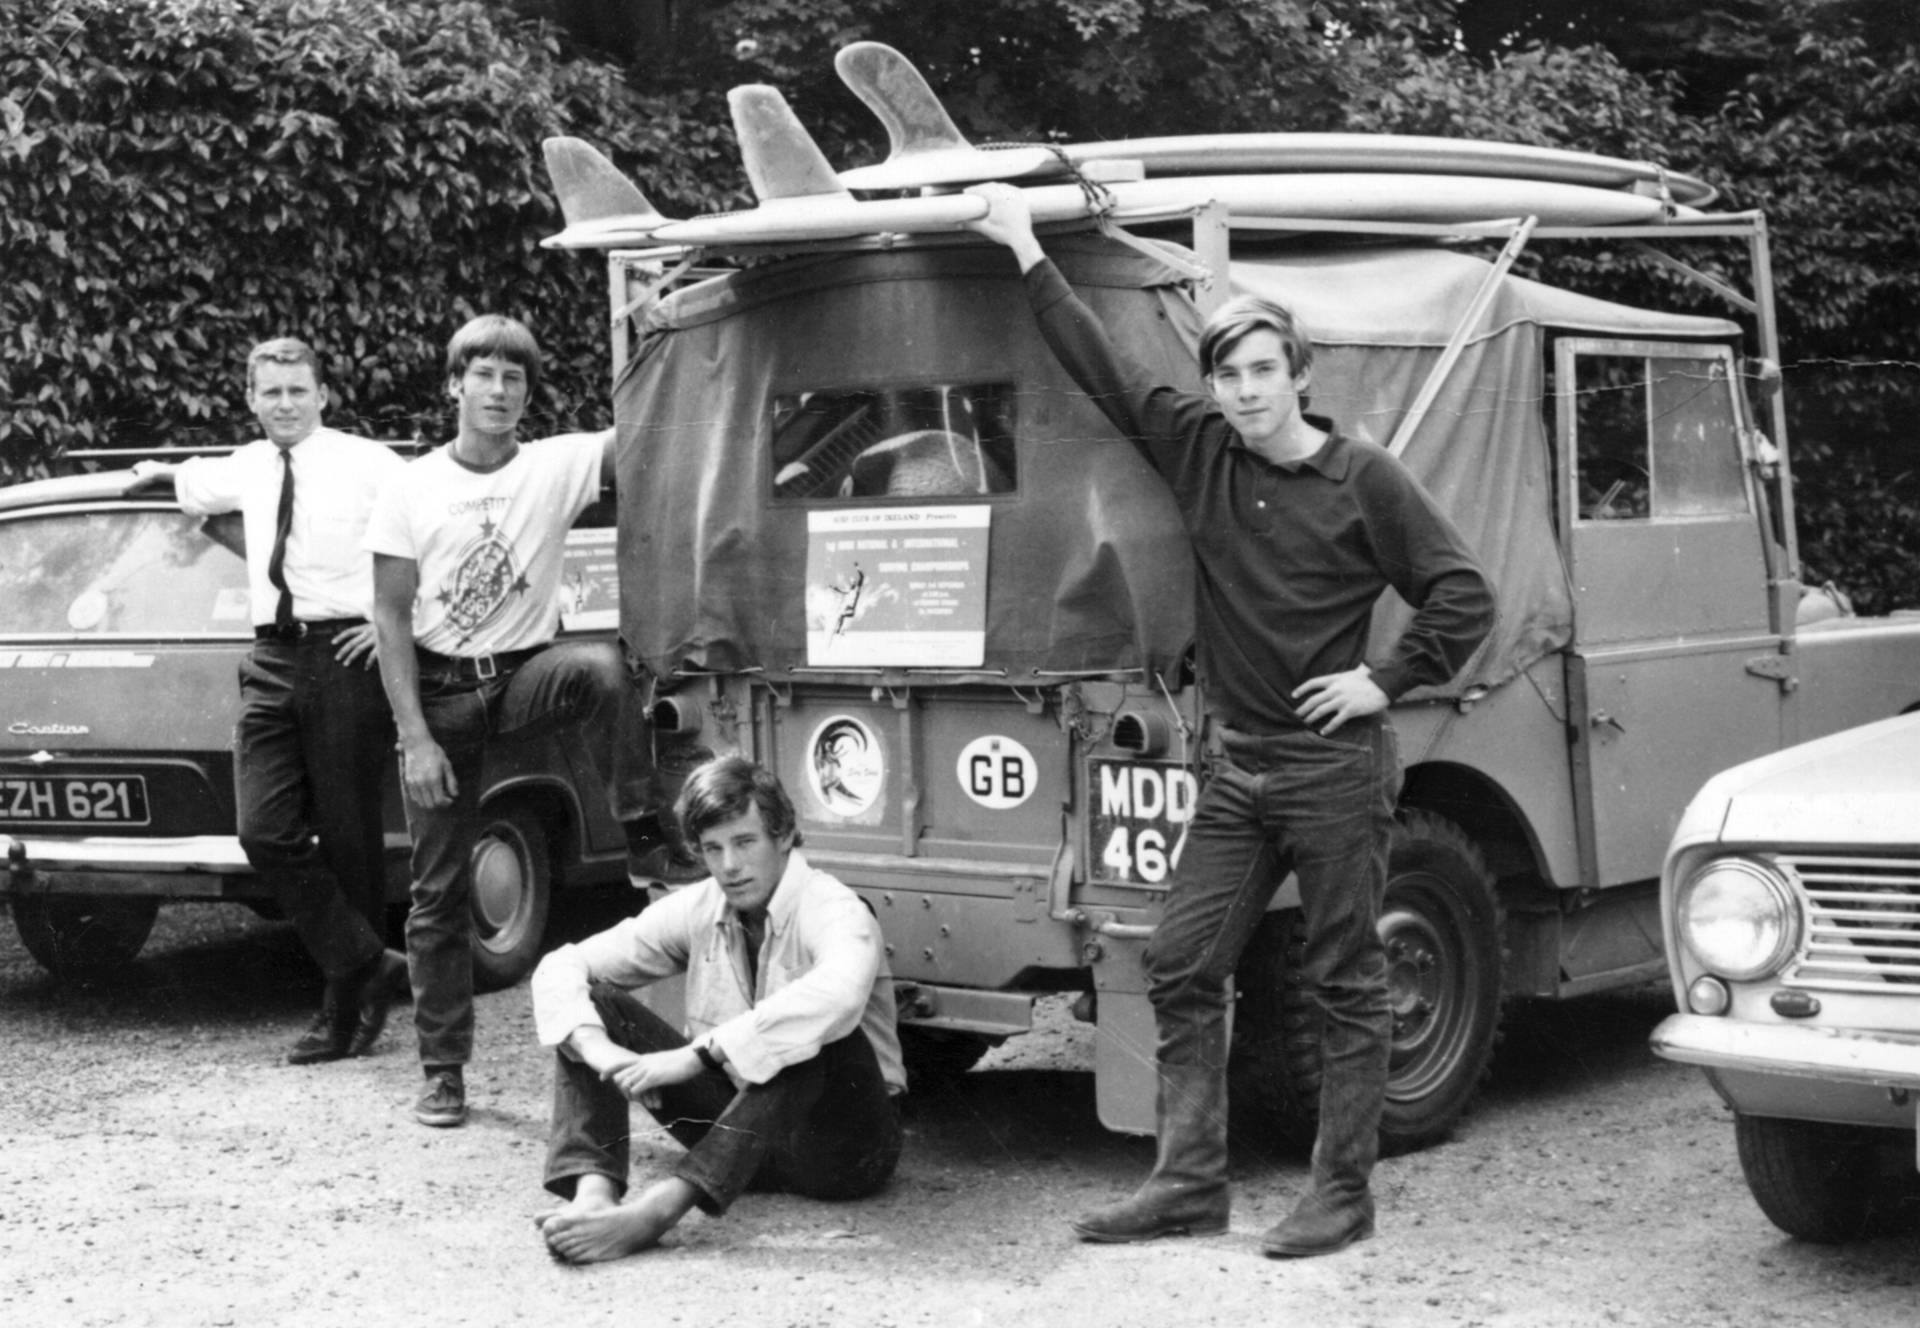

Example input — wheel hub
[470,833,526,937]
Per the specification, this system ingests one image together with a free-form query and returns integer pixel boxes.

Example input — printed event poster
[558,527,619,632]
[805,506,991,667]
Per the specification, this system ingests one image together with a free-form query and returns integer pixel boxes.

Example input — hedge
[0,0,730,474]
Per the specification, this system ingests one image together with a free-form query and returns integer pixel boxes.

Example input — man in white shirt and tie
[136,338,409,1065]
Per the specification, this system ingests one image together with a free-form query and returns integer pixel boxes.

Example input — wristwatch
[694,1036,727,1073]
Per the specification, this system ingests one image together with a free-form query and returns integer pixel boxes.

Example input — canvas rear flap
[614,237,1202,684]
[614,238,1727,696]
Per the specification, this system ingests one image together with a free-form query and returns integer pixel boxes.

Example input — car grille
[1782,853,1920,991]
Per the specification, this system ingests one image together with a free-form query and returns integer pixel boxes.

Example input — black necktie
[267,447,295,630]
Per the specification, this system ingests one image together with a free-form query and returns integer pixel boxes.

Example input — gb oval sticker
[956,735,1038,810]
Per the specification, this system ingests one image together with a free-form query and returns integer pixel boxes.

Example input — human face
[249,360,327,448]
[1208,328,1308,452]
[449,353,529,440]
[697,802,794,919]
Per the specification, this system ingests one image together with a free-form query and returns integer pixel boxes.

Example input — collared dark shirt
[1025,259,1496,732]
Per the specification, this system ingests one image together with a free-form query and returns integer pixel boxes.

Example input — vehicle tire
[898,1026,999,1087]
[1229,911,1320,1149]
[468,806,553,992]
[11,895,160,979]
[1230,810,1504,1154]
[1734,1114,1920,1242]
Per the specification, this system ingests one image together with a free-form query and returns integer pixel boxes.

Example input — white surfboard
[833,40,1716,207]
[646,171,1686,249]
[652,84,1007,246]
[540,136,675,249]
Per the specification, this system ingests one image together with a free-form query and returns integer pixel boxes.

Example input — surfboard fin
[729,84,851,203]
[833,42,1066,191]
[835,41,971,161]
[540,136,672,248]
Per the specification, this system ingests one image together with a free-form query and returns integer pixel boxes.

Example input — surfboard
[833,41,1716,207]
[541,72,1699,253]
[648,85,999,247]
[540,136,676,249]
[651,171,1684,248]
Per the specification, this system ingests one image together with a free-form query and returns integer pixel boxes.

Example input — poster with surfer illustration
[805,506,989,666]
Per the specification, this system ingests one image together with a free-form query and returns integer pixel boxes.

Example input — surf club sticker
[955,735,1037,810]
[807,715,886,818]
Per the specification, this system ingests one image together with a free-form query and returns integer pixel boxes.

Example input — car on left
[0,464,640,986]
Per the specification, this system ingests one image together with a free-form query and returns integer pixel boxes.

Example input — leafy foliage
[5,0,1916,608]
[0,0,727,473]
[1792,440,1920,617]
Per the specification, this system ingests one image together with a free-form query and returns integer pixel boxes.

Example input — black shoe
[1071,1186,1230,1243]
[414,1068,468,1128]
[346,950,409,1058]
[287,995,354,1066]
[1260,1194,1375,1258]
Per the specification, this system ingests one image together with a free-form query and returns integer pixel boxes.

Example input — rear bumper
[2,832,263,901]
[1653,1013,1920,1087]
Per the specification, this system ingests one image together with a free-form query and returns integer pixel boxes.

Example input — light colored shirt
[172,427,403,626]
[531,848,906,1093]
[361,433,603,655]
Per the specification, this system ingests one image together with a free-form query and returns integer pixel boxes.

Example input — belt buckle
[473,653,498,681]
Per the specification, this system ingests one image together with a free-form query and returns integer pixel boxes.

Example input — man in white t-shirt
[365,314,656,1129]
[134,338,409,1066]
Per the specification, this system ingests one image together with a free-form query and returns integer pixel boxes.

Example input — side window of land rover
[1569,344,1749,523]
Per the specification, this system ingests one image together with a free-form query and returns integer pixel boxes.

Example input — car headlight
[1676,856,1800,981]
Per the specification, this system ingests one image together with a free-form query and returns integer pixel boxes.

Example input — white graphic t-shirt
[363,433,603,656]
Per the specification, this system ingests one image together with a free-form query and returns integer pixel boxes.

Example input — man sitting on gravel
[529,756,905,1263]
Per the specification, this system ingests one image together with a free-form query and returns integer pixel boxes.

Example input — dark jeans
[235,631,394,986]
[405,640,653,1066]
[1145,718,1401,1201]
[544,982,903,1215]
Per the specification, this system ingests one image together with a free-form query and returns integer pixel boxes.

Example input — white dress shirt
[173,427,403,626]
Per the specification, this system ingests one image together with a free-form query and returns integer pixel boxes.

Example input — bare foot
[542,1179,698,1264]
[534,1183,619,1236]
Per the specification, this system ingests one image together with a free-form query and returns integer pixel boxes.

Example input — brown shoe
[1071,1185,1229,1243]
[287,992,353,1065]
[1260,1193,1375,1258]
[346,950,409,1058]
[413,1068,467,1128]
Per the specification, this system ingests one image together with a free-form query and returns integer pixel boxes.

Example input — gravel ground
[4,896,1918,1328]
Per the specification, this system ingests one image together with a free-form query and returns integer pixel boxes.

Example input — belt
[254,617,365,641]
[414,644,545,682]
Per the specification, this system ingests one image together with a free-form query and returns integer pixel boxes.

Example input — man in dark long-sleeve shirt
[967,185,1495,1258]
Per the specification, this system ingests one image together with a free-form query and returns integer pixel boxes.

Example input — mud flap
[1093,935,1158,1135]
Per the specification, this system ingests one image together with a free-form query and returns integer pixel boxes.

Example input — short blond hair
[247,337,324,391]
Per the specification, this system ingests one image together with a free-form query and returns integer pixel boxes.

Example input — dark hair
[247,337,324,391]
[1196,295,1314,381]
[444,314,542,396]
[676,755,802,849]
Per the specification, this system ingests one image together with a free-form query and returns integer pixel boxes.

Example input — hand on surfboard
[963,183,1045,271]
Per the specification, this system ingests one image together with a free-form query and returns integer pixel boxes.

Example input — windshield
[0,505,252,638]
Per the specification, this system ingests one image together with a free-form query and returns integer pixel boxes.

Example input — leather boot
[1262,999,1389,1258]
[1261,1189,1375,1258]
[287,986,353,1065]
[1072,1063,1230,1242]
